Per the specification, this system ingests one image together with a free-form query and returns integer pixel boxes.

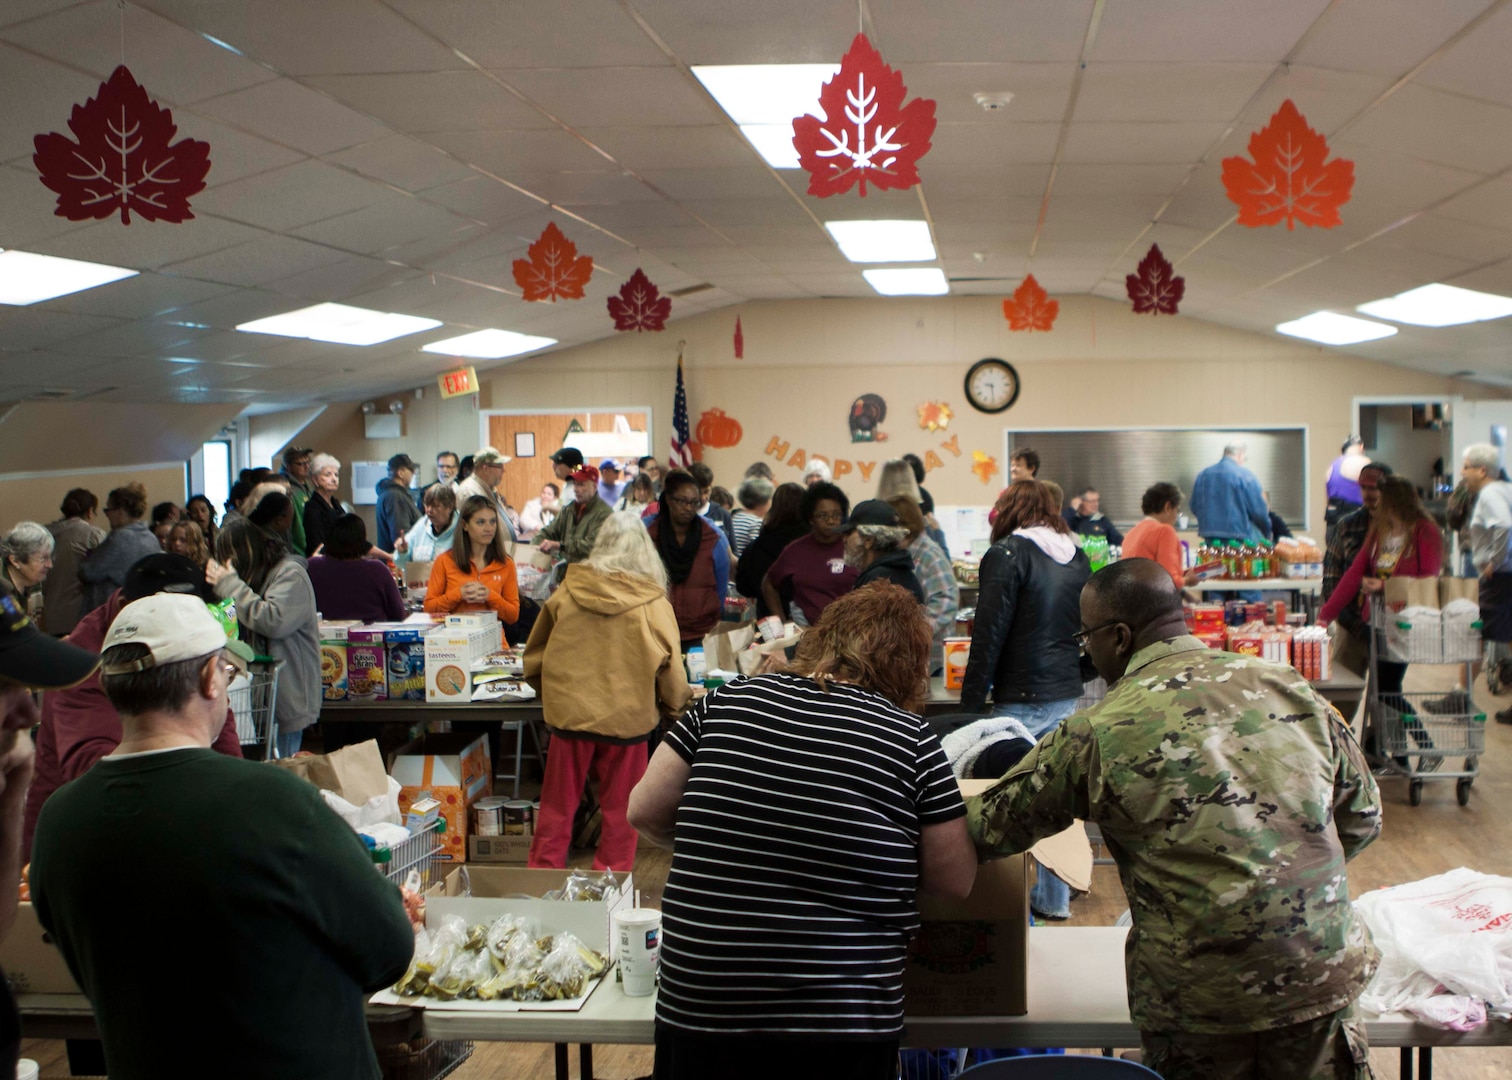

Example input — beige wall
[0,465,186,530]
[265,295,1505,536]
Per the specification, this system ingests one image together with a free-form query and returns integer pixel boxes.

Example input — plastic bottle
[1220,541,1236,580]
[1084,535,1110,572]
[1253,543,1271,581]
[686,647,706,684]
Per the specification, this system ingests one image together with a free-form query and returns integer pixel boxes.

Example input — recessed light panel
[1356,283,1512,328]
[1275,311,1397,346]
[863,268,950,296]
[692,64,839,169]
[236,302,442,346]
[825,220,936,263]
[421,329,557,360]
[0,250,137,305]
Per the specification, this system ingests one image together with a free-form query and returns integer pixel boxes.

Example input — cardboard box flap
[957,778,1095,894]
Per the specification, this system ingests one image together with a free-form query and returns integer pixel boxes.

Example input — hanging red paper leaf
[734,316,744,359]
[33,65,211,225]
[791,33,936,198]
[1125,244,1185,316]
[512,222,593,302]
[1221,99,1354,230]
[607,268,671,333]
[1002,275,1058,332]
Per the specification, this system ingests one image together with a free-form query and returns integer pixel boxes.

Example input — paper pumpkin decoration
[1221,99,1354,230]
[1126,244,1185,316]
[696,408,743,450]
[1002,275,1058,332]
[971,451,1000,485]
[512,222,593,301]
[34,65,211,225]
[791,34,937,198]
[734,316,744,359]
[607,269,671,332]
[917,401,953,432]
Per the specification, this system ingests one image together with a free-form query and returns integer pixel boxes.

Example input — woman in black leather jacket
[734,483,808,619]
[958,479,1091,919]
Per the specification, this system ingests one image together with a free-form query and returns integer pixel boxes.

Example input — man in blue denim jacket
[1189,442,1271,543]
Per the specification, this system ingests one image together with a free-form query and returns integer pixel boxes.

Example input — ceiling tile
[417,175,547,225]
[0,1,83,28]
[901,63,1075,124]
[1420,2,1512,108]
[1434,176,1512,232]
[263,258,420,302]
[623,1,864,65]
[1296,0,1496,77]
[1342,84,1512,175]
[184,117,308,189]
[291,198,477,256]
[425,130,611,175]
[1062,122,1232,163]
[497,171,666,206]
[303,72,555,133]
[574,126,756,172]
[495,67,717,128]
[158,235,351,287]
[194,78,392,156]
[1077,64,1273,122]
[928,122,1063,168]
[0,164,93,249]
[1089,0,1334,63]
[47,319,210,358]
[636,166,790,202]
[872,1,1096,63]
[40,272,233,319]
[0,309,124,351]
[385,0,669,68]
[0,44,108,161]
[327,136,477,193]
[193,160,397,231]
[678,199,816,229]
[30,214,265,270]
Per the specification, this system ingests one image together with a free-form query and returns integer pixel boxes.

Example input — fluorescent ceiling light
[236,302,441,346]
[1356,283,1512,328]
[0,250,137,305]
[1275,311,1397,346]
[825,220,936,263]
[421,329,558,360]
[693,63,839,169]
[863,268,950,297]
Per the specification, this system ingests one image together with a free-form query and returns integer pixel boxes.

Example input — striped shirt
[656,673,965,1037]
[730,509,763,558]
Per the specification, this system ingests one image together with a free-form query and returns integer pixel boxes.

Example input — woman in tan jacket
[523,510,693,871]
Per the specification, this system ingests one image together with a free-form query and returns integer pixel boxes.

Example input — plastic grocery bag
[1355,868,1512,1028]
[322,775,403,829]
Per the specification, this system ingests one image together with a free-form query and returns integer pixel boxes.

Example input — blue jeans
[275,730,303,758]
[992,698,1077,917]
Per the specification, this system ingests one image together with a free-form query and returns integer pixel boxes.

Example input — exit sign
[438,366,479,399]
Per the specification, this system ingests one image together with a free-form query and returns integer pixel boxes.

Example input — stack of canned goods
[473,797,538,837]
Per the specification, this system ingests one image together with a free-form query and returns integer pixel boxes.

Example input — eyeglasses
[811,511,844,523]
[1071,619,1124,649]
[667,495,700,508]
[212,653,241,681]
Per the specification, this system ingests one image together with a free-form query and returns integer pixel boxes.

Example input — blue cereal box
[384,625,428,701]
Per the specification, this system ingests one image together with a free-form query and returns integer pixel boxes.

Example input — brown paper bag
[703,623,754,673]
[272,739,391,805]
[1383,576,1439,612]
[1440,576,1479,607]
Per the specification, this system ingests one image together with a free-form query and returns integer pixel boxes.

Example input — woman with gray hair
[301,453,344,555]
[731,475,773,558]
[841,501,924,603]
[522,510,693,870]
[3,522,55,623]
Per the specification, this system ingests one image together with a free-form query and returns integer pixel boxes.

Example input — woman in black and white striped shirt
[629,582,976,1080]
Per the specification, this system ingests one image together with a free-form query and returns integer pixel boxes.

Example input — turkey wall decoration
[607,268,671,332]
[1221,99,1354,230]
[791,34,937,198]
[849,394,888,442]
[513,222,593,301]
[1126,244,1185,316]
[35,65,211,224]
[1002,275,1058,332]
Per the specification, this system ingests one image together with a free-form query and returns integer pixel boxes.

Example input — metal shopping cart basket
[1365,606,1485,806]
[229,656,282,761]
[370,817,448,891]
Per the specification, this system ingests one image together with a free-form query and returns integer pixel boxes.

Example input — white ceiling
[6,0,1512,408]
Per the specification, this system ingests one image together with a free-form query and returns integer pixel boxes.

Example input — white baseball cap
[100,594,253,676]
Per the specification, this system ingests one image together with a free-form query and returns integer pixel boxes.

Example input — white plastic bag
[321,774,403,829]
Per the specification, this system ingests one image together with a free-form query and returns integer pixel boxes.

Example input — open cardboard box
[0,903,80,995]
[468,835,532,864]
[903,778,1093,1017]
[390,732,493,863]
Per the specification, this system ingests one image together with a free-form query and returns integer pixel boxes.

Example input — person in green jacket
[279,445,313,556]
[535,465,612,564]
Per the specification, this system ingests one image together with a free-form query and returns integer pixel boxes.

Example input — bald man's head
[1079,559,1188,684]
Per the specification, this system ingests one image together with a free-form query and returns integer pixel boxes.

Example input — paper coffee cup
[613,907,662,997]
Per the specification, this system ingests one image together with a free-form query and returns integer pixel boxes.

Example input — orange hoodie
[423,549,519,623]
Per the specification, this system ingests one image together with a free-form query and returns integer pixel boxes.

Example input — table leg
[581,1042,594,1077]
[555,1042,569,1080]
[1422,1046,1432,1080]
[1400,1046,1413,1080]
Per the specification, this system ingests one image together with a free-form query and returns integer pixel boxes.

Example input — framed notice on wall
[514,432,535,458]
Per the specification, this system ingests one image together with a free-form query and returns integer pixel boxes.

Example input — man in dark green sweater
[32,593,415,1080]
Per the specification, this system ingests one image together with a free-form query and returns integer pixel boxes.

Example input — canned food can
[473,797,508,837]
[502,799,534,836]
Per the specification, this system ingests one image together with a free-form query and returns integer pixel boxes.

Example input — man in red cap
[534,464,612,566]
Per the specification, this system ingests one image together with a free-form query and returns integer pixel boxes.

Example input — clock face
[965,359,1020,414]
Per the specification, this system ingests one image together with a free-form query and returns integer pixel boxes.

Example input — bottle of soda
[1085,534,1110,572]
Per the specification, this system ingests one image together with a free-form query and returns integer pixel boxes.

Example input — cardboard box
[390,733,493,863]
[903,779,1093,1018]
[384,625,427,701]
[0,903,80,995]
[347,627,389,702]
[468,835,533,864]
[942,638,970,690]
[318,620,360,702]
[425,623,503,702]
[439,866,633,959]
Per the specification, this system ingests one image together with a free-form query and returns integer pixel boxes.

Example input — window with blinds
[1006,428,1308,531]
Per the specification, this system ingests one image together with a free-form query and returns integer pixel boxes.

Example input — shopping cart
[370,817,448,891]
[228,657,282,761]
[1364,607,1485,806]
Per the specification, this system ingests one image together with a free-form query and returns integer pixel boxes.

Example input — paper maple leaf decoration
[34,65,211,225]
[971,451,1000,485]
[1002,275,1059,332]
[1221,99,1354,230]
[734,316,744,359]
[791,34,937,198]
[512,222,593,302]
[917,401,953,432]
[606,268,671,333]
[1126,244,1185,316]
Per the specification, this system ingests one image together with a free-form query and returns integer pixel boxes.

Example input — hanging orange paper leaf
[512,222,594,301]
[971,451,1000,485]
[1221,99,1354,230]
[1002,275,1058,332]
[917,401,953,432]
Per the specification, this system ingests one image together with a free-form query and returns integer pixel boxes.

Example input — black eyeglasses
[1071,619,1125,649]
[667,495,700,509]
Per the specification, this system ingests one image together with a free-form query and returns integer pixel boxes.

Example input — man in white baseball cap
[31,593,414,1080]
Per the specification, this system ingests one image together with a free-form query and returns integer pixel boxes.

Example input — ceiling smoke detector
[974,91,1014,112]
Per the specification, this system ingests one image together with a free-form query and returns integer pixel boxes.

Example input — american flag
[669,355,693,467]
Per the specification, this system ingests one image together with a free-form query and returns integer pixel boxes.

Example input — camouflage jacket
[967,636,1382,1034]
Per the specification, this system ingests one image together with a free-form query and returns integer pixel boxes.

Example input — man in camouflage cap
[966,559,1382,1080]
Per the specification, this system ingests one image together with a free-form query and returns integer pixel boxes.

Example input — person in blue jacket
[1189,443,1271,543]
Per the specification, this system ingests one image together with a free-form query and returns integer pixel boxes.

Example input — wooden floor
[20,664,1512,1077]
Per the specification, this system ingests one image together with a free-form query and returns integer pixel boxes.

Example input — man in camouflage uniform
[967,559,1382,1080]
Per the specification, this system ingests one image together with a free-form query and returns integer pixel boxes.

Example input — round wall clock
[964,358,1020,414]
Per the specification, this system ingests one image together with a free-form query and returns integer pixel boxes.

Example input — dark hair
[106,483,149,519]
[783,583,931,711]
[990,480,1069,543]
[887,495,927,540]
[247,491,292,530]
[744,462,775,481]
[638,456,657,470]
[661,468,699,500]
[1086,558,1183,624]
[151,502,181,527]
[1359,461,1392,480]
[226,479,252,513]
[186,494,216,522]
[214,519,287,594]
[628,474,654,500]
[765,482,806,531]
[709,486,734,510]
[688,461,715,488]
[60,488,98,518]
[543,482,561,497]
[325,514,372,559]
[1012,448,1040,475]
[1342,436,1363,454]
[1080,487,1097,498]
[902,453,926,484]
[101,643,207,717]
[457,455,474,482]
[243,467,276,486]
[801,481,850,525]
[1369,476,1429,556]
[283,446,312,466]
[437,450,458,464]
[454,495,510,572]
[1141,483,1183,516]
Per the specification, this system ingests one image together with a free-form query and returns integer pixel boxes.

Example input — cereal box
[385,625,427,701]
[347,627,388,702]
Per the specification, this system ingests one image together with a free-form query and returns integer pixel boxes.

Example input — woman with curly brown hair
[629,583,975,1080]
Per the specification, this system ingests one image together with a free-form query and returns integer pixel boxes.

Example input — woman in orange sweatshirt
[423,495,519,624]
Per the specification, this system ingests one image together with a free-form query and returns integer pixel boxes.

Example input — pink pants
[527,738,648,872]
